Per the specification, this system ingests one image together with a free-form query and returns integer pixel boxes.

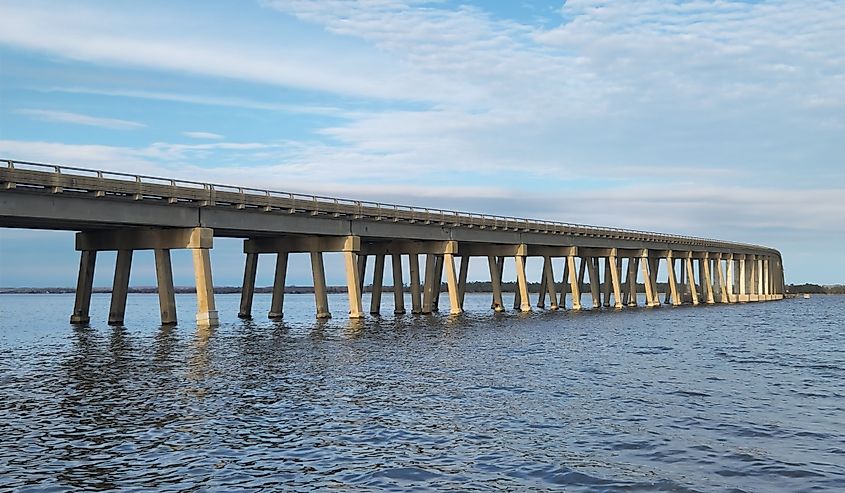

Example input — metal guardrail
[0,159,776,252]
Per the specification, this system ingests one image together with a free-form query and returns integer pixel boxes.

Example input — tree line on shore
[784,284,845,294]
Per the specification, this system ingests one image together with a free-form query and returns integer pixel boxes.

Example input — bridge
[0,159,785,327]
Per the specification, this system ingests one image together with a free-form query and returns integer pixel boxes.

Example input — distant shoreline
[1,282,842,295]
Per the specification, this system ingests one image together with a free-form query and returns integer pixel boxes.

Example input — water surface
[1,293,843,492]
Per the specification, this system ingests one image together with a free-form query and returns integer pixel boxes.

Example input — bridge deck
[0,160,776,256]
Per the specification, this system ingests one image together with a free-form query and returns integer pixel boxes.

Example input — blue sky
[1,0,843,287]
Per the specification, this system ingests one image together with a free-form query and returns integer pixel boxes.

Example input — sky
[0,0,843,288]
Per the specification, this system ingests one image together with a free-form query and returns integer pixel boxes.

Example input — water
[1,293,843,492]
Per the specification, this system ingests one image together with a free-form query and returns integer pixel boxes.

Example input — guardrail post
[2,160,16,189]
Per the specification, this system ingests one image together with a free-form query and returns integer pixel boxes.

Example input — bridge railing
[0,159,774,252]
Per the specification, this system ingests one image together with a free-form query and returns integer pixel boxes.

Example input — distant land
[1,282,842,295]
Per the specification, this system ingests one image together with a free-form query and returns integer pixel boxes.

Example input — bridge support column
[587,257,601,309]
[310,252,330,319]
[602,258,612,308]
[609,254,623,309]
[666,254,681,306]
[432,255,444,312]
[626,257,639,307]
[345,252,365,319]
[567,255,582,310]
[515,251,531,312]
[409,253,422,314]
[685,257,699,305]
[738,255,747,302]
[749,255,759,301]
[444,251,462,315]
[238,252,258,319]
[422,254,436,314]
[268,253,288,319]
[641,254,656,307]
[370,254,386,315]
[70,250,96,324]
[726,255,735,303]
[154,249,177,325]
[192,247,218,327]
[647,256,660,307]
[392,254,406,315]
[763,257,772,301]
[715,257,729,304]
[537,266,547,309]
[558,259,570,310]
[357,254,368,296]
[108,249,133,325]
[457,256,469,311]
[488,255,505,312]
[543,256,558,310]
[702,255,715,304]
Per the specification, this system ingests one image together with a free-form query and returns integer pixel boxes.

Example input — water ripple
[1,293,844,491]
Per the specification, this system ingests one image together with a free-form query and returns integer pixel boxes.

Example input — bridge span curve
[0,159,784,326]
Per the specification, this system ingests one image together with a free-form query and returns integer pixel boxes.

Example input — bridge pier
[310,251,330,319]
[70,250,96,324]
[409,253,422,314]
[268,253,289,319]
[488,255,505,312]
[369,253,386,315]
[108,249,132,324]
[154,249,177,325]
[666,253,681,306]
[72,227,217,327]
[238,252,258,319]
[241,235,361,320]
[457,255,469,312]
[392,253,406,315]
[542,256,559,310]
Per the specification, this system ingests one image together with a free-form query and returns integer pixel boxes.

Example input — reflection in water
[1,293,844,492]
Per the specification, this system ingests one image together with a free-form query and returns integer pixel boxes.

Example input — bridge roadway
[0,160,785,326]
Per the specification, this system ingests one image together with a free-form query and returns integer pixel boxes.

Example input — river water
[1,293,842,492]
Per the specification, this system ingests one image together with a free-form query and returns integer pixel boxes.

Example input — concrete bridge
[0,159,785,327]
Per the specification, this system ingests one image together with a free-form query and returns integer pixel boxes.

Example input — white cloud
[15,109,145,130]
[182,131,225,140]
[0,1,456,102]
[47,87,343,115]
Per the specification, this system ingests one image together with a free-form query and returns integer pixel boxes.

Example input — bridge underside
[0,163,785,326]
